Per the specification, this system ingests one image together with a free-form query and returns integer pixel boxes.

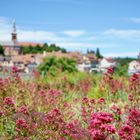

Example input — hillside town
[0,22,140,75]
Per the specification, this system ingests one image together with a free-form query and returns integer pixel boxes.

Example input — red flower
[107,67,114,75]
[118,125,134,140]
[4,97,14,105]
[16,118,28,129]
[97,98,105,104]
[82,97,89,104]
[128,94,133,101]
[17,106,28,114]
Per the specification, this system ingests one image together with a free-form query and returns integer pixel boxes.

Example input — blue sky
[0,0,140,57]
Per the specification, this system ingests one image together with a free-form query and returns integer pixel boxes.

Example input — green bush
[38,56,77,76]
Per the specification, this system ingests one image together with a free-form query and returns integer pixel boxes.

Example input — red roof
[17,42,43,47]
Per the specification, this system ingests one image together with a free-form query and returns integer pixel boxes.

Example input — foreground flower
[118,125,134,140]
[4,97,14,105]
[17,106,28,114]
[16,118,28,129]
[88,112,115,139]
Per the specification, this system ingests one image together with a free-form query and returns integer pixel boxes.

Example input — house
[11,54,36,72]
[26,63,37,73]
[77,60,91,72]
[76,54,97,72]
[0,56,14,72]
[89,60,100,73]
[0,56,13,67]
[99,58,117,72]
[128,60,140,75]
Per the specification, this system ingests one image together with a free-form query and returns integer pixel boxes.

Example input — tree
[96,48,103,58]
[87,49,95,54]
[38,57,77,76]
[0,45,4,55]
[20,43,67,54]
[114,57,137,76]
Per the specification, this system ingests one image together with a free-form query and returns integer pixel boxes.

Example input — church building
[0,21,43,56]
[0,21,21,56]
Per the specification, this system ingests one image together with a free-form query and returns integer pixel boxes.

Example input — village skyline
[0,0,140,57]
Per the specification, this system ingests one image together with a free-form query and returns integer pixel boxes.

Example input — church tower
[10,20,20,56]
[11,20,17,45]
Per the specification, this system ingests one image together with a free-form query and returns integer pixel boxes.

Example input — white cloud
[129,17,140,23]
[0,18,69,42]
[0,18,97,50]
[18,30,70,42]
[104,52,138,57]
[103,29,140,39]
[63,30,87,37]
[56,42,113,49]
[85,36,96,40]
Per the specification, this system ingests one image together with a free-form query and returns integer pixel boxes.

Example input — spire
[11,20,17,44]
[13,20,16,33]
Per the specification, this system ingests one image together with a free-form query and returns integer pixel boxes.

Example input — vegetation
[114,57,137,76]
[96,48,103,59]
[0,45,4,55]
[21,43,67,54]
[87,48,103,58]
[38,57,77,76]
[87,49,95,54]
[0,66,140,140]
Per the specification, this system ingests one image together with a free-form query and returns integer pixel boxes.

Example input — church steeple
[11,20,17,45]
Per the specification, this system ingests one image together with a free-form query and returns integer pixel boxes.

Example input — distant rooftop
[0,41,43,47]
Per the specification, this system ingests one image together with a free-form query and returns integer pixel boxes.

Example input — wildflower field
[0,67,140,140]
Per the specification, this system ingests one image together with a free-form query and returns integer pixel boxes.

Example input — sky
[0,0,140,57]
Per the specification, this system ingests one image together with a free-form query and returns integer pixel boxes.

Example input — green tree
[38,57,77,76]
[20,43,67,54]
[96,48,103,58]
[87,49,95,54]
[114,57,137,76]
[0,45,4,55]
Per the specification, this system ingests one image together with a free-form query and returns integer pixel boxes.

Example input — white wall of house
[129,61,140,70]
[0,61,14,67]
[77,62,91,72]
[99,58,116,72]
[128,60,140,74]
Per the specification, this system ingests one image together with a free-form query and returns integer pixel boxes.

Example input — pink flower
[0,111,3,116]
[97,97,105,104]
[39,90,45,96]
[107,67,114,75]
[17,106,28,114]
[90,98,95,104]
[100,124,116,133]
[82,97,88,104]
[111,105,121,115]
[11,66,19,73]
[118,125,134,140]
[16,118,28,129]
[129,73,139,83]
[88,112,114,139]
[128,109,140,127]
[59,138,66,140]
[4,97,14,105]
[128,94,133,101]
[48,89,61,97]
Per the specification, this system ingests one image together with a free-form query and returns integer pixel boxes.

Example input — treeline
[87,48,103,58]
[21,43,67,54]
[0,45,4,55]
[114,57,138,76]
